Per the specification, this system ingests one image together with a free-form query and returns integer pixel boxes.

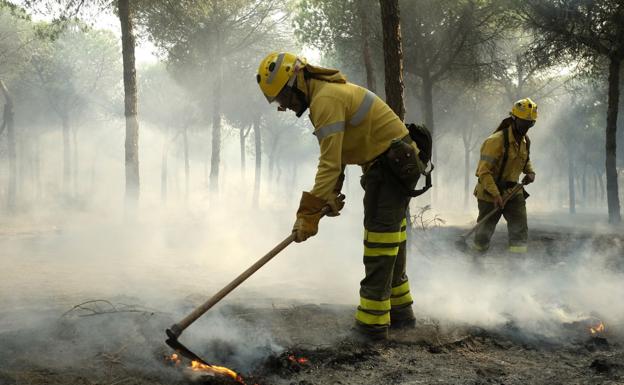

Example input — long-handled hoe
[165,206,333,366]
[455,183,526,252]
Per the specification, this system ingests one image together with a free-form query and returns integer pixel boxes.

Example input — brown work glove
[521,173,535,185]
[493,195,504,209]
[326,193,346,217]
[293,192,326,243]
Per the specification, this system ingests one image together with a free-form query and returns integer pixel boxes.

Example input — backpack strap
[496,125,510,184]
[406,163,435,197]
[524,135,531,171]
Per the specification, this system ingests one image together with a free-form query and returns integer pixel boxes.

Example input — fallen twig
[96,345,127,366]
[62,299,161,318]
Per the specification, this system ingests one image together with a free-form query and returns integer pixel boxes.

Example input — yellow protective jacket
[474,125,535,202]
[305,77,421,201]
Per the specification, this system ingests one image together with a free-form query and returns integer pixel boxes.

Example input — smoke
[1,45,622,380]
[406,221,624,342]
[0,151,622,385]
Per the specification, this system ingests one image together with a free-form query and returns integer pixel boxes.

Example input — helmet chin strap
[294,87,309,117]
[286,60,309,118]
[286,59,304,87]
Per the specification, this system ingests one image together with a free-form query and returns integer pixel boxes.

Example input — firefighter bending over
[473,98,538,253]
[256,52,431,341]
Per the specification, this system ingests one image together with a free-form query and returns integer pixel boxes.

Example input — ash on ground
[1,226,623,385]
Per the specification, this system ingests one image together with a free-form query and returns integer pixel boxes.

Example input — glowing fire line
[190,360,243,382]
[167,353,248,384]
[167,352,309,385]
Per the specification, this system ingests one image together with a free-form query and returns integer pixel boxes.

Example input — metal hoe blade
[165,328,212,367]
[454,183,526,252]
[164,233,300,369]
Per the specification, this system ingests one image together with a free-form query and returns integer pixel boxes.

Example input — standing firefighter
[473,98,538,253]
[256,52,432,341]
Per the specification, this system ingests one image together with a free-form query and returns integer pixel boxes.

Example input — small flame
[288,355,309,364]
[590,322,605,335]
[190,360,242,381]
[166,354,250,384]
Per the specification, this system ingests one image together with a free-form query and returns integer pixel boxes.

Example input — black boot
[351,322,388,344]
[390,307,416,330]
[390,317,416,329]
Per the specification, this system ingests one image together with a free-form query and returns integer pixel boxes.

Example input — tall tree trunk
[204,138,209,187]
[34,133,41,199]
[268,152,275,182]
[210,0,223,193]
[513,54,524,102]
[379,0,405,120]
[1,80,16,211]
[240,126,246,179]
[252,116,262,208]
[422,73,437,204]
[568,156,576,214]
[421,74,435,133]
[581,166,587,208]
[592,170,598,207]
[605,57,621,224]
[72,126,78,197]
[17,124,25,199]
[463,140,470,210]
[89,145,97,196]
[210,71,222,193]
[358,0,376,92]
[119,0,140,206]
[183,125,190,201]
[289,158,298,204]
[174,153,180,198]
[161,140,168,203]
[598,170,605,202]
[61,114,71,195]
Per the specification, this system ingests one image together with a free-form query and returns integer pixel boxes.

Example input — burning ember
[165,353,182,366]
[288,355,309,365]
[590,322,606,335]
[166,354,249,384]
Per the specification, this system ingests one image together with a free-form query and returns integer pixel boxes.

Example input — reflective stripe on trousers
[474,193,528,252]
[359,161,414,330]
[391,279,413,308]
[508,245,527,253]
[357,217,413,327]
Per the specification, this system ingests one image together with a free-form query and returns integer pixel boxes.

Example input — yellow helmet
[511,98,538,121]
[256,52,307,103]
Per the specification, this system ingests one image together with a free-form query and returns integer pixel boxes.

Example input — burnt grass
[1,227,623,385]
[3,308,622,385]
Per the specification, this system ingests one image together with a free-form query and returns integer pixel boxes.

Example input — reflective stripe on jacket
[307,79,416,200]
[474,125,535,202]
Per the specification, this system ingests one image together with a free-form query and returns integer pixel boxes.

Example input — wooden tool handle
[171,232,296,335]
[463,183,525,238]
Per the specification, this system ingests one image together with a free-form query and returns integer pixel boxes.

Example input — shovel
[166,204,334,366]
[455,183,526,252]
